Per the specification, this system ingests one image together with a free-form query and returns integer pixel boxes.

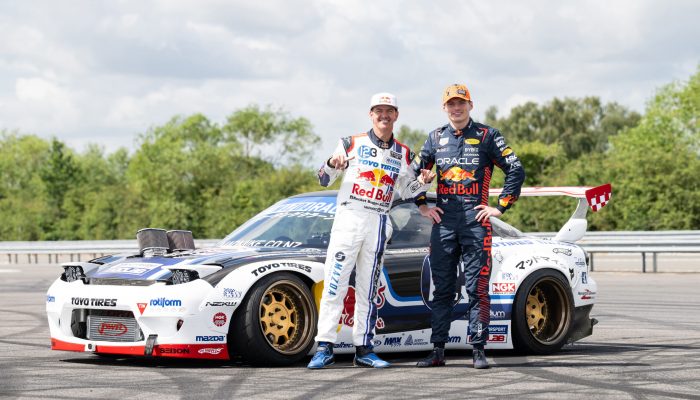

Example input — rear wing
[489,184,612,243]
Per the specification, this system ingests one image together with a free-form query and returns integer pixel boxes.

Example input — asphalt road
[1,264,699,400]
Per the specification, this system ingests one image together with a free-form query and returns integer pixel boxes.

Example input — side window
[388,202,432,248]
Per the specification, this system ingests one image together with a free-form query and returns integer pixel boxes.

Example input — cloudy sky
[1,0,698,165]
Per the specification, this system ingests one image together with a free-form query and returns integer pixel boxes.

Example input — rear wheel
[229,272,317,366]
[512,269,574,354]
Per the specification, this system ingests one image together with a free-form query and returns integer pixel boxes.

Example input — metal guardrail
[1,231,699,272]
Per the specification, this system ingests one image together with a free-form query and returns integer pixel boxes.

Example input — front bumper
[567,304,597,343]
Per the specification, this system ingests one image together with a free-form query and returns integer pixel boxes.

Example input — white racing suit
[315,129,430,347]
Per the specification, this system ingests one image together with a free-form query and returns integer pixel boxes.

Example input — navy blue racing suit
[412,119,525,346]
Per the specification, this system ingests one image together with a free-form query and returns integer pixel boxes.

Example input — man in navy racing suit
[413,83,525,369]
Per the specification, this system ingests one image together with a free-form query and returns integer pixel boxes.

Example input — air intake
[167,230,195,252]
[136,228,169,257]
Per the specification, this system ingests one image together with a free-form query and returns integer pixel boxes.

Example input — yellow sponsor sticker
[466,138,480,145]
[502,148,513,156]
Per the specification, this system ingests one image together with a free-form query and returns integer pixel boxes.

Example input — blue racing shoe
[307,342,335,369]
[353,346,390,368]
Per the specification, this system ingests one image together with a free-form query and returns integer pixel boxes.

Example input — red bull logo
[356,168,395,188]
[338,285,387,329]
[437,182,479,195]
[440,166,475,182]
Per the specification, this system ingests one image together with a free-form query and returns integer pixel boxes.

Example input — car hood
[89,246,327,282]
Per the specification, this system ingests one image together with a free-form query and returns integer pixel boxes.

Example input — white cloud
[0,0,697,163]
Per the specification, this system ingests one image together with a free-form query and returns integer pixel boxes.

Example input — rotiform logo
[150,298,182,307]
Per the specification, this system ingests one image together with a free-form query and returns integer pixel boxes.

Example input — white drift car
[46,184,611,366]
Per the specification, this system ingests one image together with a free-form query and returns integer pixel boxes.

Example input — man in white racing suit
[308,92,434,369]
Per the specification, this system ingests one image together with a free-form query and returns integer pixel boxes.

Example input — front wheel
[512,269,574,354]
[229,272,317,366]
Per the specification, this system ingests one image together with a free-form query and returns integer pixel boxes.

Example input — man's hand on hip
[474,205,502,222]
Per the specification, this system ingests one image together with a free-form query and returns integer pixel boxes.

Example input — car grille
[87,315,141,342]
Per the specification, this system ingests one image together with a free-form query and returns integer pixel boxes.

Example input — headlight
[169,269,199,285]
[62,265,85,282]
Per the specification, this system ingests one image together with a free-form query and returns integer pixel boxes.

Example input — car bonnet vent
[137,228,169,257]
[167,230,195,252]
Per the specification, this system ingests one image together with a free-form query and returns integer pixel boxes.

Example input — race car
[46,184,612,366]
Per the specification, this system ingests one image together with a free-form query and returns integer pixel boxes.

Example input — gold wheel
[527,286,548,335]
[258,279,314,355]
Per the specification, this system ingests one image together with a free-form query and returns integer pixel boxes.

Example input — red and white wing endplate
[489,183,613,212]
[585,183,612,212]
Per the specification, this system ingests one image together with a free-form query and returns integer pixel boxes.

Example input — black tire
[512,269,574,354]
[228,272,317,366]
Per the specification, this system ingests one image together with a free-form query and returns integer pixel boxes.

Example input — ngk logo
[492,282,516,294]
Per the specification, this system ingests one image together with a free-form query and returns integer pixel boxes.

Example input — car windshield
[219,196,337,248]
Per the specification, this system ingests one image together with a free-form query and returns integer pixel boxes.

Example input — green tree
[223,105,320,166]
[0,132,51,240]
[396,125,427,154]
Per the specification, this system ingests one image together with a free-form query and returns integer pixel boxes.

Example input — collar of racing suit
[367,128,394,149]
[445,118,474,137]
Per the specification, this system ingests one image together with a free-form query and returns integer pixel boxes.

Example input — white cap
[370,92,398,110]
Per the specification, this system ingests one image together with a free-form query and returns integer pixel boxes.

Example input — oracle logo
[98,322,128,336]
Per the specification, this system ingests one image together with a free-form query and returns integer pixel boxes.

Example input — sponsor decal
[358,145,377,159]
[579,289,596,300]
[490,303,512,320]
[492,282,516,294]
[98,322,128,336]
[372,339,382,347]
[553,248,572,256]
[339,285,387,329]
[468,326,508,343]
[437,182,479,195]
[335,342,354,349]
[494,251,504,263]
[198,348,224,355]
[581,272,588,284]
[495,137,505,149]
[436,157,479,166]
[71,297,117,307]
[501,147,513,156]
[575,257,586,268]
[466,138,480,145]
[335,252,346,262]
[384,336,402,347]
[264,199,337,216]
[213,312,227,327]
[195,335,225,342]
[251,262,312,278]
[158,347,189,354]
[500,272,516,280]
[46,295,55,303]
[513,255,564,269]
[205,301,237,307]
[328,262,343,296]
[150,298,182,307]
[137,303,147,314]
[101,263,161,275]
[569,267,575,280]
[439,166,475,182]
[404,335,429,346]
[505,154,518,163]
[447,336,461,343]
[351,182,393,202]
[389,150,402,160]
[227,240,302,248]
[223,288,242,299]
[439,137,449,145]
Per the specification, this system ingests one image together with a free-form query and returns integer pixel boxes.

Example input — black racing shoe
[472,348,489,369]
[416,347,445,367]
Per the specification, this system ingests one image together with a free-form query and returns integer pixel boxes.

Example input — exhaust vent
[136,228,169,257]
[167,230,195,252]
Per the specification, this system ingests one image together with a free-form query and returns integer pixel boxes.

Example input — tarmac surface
[1,262,699,399]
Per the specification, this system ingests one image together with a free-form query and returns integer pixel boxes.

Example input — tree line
[0,69,697,240]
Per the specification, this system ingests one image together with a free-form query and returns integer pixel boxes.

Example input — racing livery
[46,184,612,366]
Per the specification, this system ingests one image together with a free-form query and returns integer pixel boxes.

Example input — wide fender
[198,259,325,328]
